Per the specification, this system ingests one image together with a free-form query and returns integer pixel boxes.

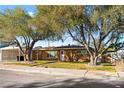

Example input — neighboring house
[0,45,89,62]
[110,49,124,62]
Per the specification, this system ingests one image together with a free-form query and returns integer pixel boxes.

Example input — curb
[0,67,86,77]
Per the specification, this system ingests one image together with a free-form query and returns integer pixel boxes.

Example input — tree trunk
[27,51,32,61]
[23,53,32,62]
[23,52,32,62]
[26,41,36,62]
[94,56,98,65]
[23,54,27,61]
[89,55,98,66]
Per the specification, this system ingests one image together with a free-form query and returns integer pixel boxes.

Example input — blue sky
[0,5,76,47]
[0,5,36,12]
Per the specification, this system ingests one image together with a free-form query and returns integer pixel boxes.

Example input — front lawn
[5,60,115,72]
[43,62,87,70]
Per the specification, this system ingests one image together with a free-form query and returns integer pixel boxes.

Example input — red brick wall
[32,49,89,62]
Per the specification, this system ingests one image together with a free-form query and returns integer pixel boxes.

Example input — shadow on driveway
[3,78,124,88]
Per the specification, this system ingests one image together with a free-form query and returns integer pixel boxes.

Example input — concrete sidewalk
[0,63,124,80]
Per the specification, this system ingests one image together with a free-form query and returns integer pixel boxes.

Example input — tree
[0,8,55,61]
[41,5,124,66]
[0,7,64,62]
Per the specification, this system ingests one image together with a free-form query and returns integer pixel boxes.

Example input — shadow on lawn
[31,61,56,67]
[3,77,124,88]
[42,61,56,64]
[103,64,115,66]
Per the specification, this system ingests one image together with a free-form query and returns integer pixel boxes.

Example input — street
[0,70,124,88]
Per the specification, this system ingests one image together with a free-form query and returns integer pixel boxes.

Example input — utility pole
[48,39,50,47]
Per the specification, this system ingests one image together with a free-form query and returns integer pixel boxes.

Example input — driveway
[0,69,124,88]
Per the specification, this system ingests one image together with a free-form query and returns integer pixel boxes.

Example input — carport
[0,46,23,61]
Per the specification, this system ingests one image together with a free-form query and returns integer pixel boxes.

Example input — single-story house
[32,45,89,61]
[0,45,89,62]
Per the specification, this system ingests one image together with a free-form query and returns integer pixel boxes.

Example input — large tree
[0,7,57,61]
[39,5,124,65]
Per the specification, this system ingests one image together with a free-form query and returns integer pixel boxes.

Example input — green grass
[5,60,115,72]
[45,62,87,70]
[88,66,114,72]
[101,62,112,66]
[5,62,34,66]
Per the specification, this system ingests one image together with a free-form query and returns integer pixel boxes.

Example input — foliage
[0,8,44,61]
[0,7,62,61]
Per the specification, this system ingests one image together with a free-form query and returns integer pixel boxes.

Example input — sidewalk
[0,63,124,80]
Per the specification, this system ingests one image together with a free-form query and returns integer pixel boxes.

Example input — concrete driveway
[0,70,124,88]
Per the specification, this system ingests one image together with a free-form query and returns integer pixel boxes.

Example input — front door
[60,50,64,61]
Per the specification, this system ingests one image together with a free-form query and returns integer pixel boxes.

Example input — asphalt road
[0,69,124,88]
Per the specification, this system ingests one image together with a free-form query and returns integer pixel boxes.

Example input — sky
[0,5,77,47]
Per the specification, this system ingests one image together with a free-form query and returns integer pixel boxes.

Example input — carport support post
[19,48,20,61]
[37,49,39,60]
[0,49,2,61]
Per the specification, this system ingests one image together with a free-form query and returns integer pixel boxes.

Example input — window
[77,50,88,55]
[47,51,57,58]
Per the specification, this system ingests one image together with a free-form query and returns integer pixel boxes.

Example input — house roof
[33,45,85,50]
[0,46,19,50]
[0,45,85,51]
[56,45,85,50]
[33,46,58,50]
